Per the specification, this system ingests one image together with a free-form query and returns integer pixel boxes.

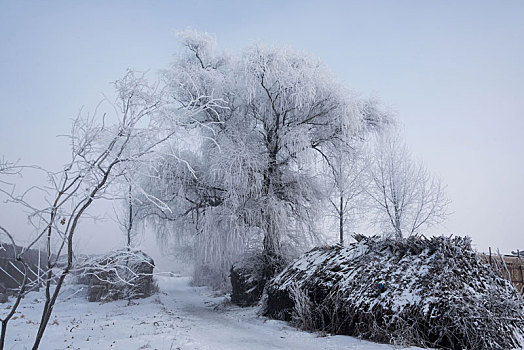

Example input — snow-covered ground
[5,275,427,350]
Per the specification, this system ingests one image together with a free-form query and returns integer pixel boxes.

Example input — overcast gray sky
[1,0,523,256]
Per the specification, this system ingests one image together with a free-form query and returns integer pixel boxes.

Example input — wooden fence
[480,249,524,294]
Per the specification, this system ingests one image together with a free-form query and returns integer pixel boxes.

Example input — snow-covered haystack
[80,249,155,302]
[230,252,287,306]
[262,236,524,349]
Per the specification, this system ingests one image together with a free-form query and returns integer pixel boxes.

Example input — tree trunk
[127,184,133,248]
[32,271,67,349]
[339,194,344,245]
[395,226,402,240]
[262,141,282,258]
[1,320,7,350]
[262,221,280,257]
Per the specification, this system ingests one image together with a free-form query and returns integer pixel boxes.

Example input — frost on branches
[141,30,387,288]
[262,236,524,350]
[366,131,450,239]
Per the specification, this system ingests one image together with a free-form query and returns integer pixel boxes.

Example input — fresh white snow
[5,275,428,350]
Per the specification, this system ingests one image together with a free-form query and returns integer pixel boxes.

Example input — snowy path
[154,276,410,350]
[5,275,425,349]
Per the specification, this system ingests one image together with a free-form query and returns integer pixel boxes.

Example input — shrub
[230,252,287,306]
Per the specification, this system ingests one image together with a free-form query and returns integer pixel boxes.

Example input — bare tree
[114,173,145,249]
[0,69,218,349]
[324,145,369,245]
[320,99,387,245]
[366,131,450,239]
[28,70,165,348]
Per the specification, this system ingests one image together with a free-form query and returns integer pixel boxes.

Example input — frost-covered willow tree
[142,31,386,286]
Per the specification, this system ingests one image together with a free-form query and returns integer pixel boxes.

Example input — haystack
[262,236,524,349]
[82,249,155,302]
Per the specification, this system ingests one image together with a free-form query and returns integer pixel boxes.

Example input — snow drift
[262,236,524,349]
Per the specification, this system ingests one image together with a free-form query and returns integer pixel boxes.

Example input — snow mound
[262,235,524,349]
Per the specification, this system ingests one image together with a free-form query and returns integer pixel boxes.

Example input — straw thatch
[262,236,524,349]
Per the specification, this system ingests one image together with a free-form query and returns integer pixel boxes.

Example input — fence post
[518,249,523,294]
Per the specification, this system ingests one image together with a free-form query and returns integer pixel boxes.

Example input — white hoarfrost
[141,30,388,289]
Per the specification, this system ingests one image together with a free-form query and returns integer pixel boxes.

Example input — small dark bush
[230,252,286,307]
